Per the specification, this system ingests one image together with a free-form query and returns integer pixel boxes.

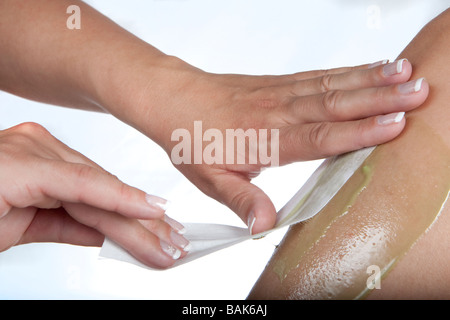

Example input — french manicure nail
[160,239,182,260]
[377,112,405,126]
[247,211,256,235]
[164,214,186,234]
[398,78,424,94]
[146,194,170,212]
[383,59,407,76]
[170,230,191,252]
[368,59,389,69]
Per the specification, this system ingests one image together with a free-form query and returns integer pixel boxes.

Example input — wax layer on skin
[273,163,375,283]
[269,117,450,299]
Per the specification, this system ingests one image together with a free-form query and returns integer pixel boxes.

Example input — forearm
[248,8,450,299]
[0,0,196,127]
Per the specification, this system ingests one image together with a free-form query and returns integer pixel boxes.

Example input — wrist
[92,45,204,144]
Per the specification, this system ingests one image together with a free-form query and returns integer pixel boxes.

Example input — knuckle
[321,90,341,117]
[319,73,333,93]
[373,86,387,105]
[74,163,94,180]
[114,181,133,212]
[352,120,371,149]
[229,190,250,214]
[5,123,51,150]
[307,122,331,151]
[13,122,49,136]
[72,164,97,196]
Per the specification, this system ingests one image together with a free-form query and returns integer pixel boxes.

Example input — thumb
[209,172,277,235]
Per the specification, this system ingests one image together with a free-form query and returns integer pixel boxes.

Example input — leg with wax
[248,8,450,300]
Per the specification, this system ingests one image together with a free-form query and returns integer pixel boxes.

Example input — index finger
[288,59,412,96]
[40,160,168,220]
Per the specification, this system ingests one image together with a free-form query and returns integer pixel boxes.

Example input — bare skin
[248,8,450,299]
[0,0,429,267]
[0,122,190,269]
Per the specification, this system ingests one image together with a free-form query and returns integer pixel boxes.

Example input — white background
[0,0,448,299]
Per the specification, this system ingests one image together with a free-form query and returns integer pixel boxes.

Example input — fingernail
[368,59,389,69]
[398,78,425,94]
[164,214,186,234]
[247,211,256,235]
[160,239,182,260]
[377,112,405,126]
[170,230,191,252]
[383,59,407,76]
[145,194,170,212]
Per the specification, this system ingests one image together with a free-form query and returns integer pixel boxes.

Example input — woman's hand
[0,122,190,269]
[0,0,430,236]
[129,59,429,235]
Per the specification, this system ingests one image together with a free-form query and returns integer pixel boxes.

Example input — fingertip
[381,58,413,83]
[364,112,406,147]
[164,214,187,234]
[144,193,170,218]
[247,201,277,236]
[413,77,430,103]
[130,237,181,270]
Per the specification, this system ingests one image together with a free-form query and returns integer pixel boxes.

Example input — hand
[0,0,429,237]
[135,59,429,234]
[0,122,190,269]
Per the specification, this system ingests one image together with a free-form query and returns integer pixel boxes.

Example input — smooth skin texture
[0,0,428,266]
[0,122,189,269]
[248,8,450,299]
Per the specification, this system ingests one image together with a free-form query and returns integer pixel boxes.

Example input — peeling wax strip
[99,146,375,269]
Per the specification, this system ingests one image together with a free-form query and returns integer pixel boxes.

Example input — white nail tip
[164,214,186,234]
[414,77,425,92]
[248,214,256,235]
[383,59,407,76]
[160,240,182,260]
[393,112,405,123]
[377,112,405,126]
[145,194,170,211]
[172,250,182,260]
[183,243,192,252]
[396,59,406,73]
[398,78,425,94]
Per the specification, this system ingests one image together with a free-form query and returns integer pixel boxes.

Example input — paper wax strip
[99,146,375,269]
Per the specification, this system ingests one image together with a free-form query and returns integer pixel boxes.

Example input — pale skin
[0,0,429,268]
[248,8,450,299]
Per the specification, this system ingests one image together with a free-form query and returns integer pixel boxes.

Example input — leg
[248,8,450,300]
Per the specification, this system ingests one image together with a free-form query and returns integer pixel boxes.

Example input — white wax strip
[99,146,376,269]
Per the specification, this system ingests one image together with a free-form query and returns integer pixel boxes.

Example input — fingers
[0,122,168,221]
[287,59,412,97]
[285,77,429,124]
[63,203,190,269]
[16,207,104,247]
[288,60,383,82]
[0,122,190,268]
[280,112,407,161]
[0,207,36,252]
[207,172,277,235]
[36,160,168,221]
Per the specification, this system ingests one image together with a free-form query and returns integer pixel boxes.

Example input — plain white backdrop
[0,0,448,299]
